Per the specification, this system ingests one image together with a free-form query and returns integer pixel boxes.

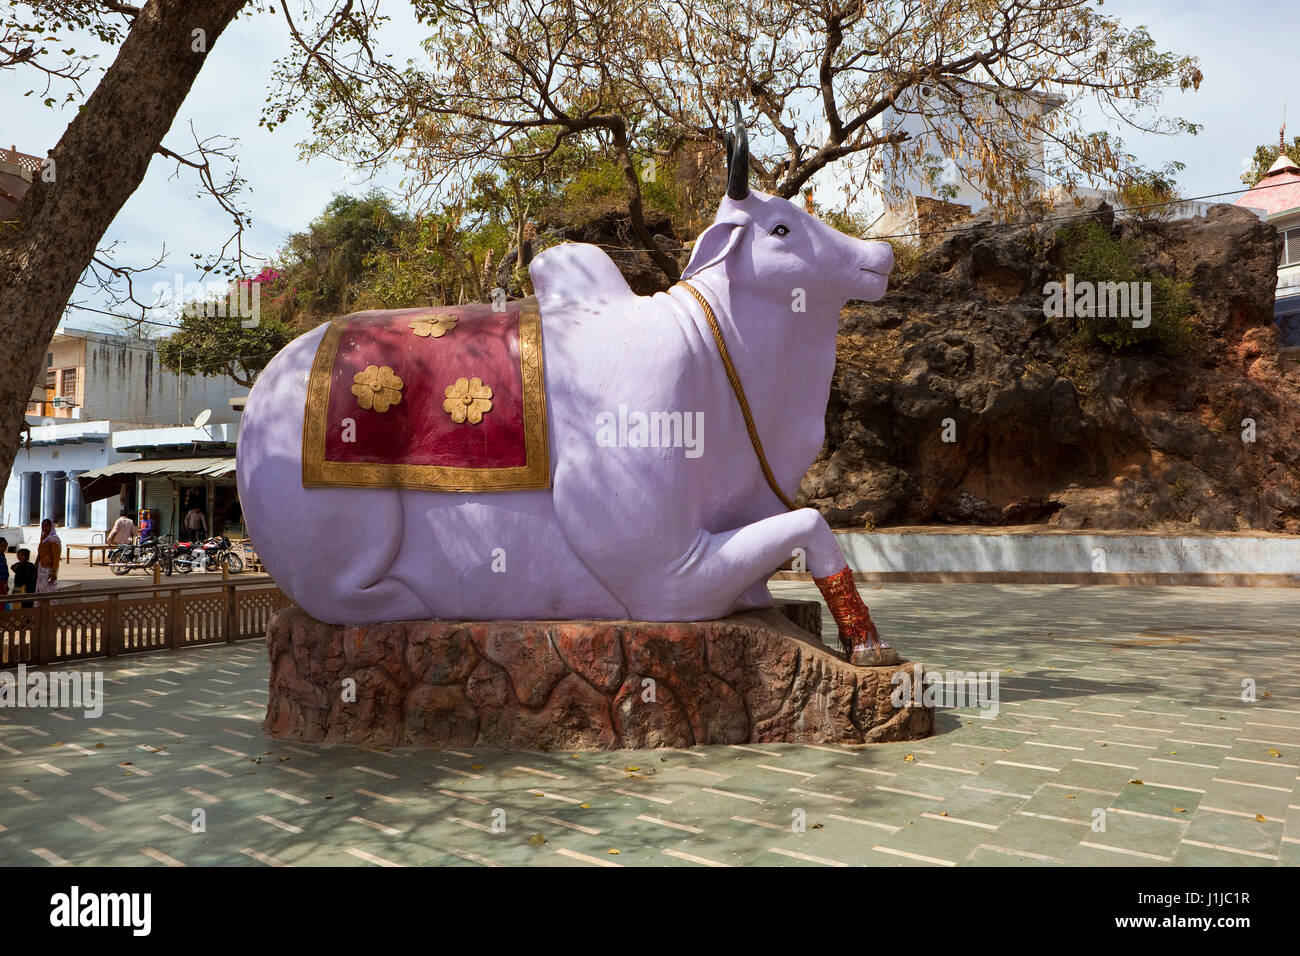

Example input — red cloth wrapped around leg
[812,565,900,665]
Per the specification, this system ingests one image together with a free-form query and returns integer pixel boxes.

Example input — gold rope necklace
[678,280,797,512]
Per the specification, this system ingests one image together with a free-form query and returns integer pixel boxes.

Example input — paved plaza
[2,582,1298,867]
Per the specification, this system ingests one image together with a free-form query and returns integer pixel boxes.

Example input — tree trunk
[0,0,249,487]
[609,125,681,283]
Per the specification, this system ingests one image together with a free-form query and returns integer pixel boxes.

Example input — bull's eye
[770,224,790,237]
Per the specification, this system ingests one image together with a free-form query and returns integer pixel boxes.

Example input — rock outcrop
[803,200,1300,532]
[263,601,933,750]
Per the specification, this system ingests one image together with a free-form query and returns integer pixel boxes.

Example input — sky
[2,0,1293,332]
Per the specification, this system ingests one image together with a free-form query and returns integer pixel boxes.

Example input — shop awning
[77,457,237,502]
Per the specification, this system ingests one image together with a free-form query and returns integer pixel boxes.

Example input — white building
[76,424,243,546]
[6,419,145,540]
[885,81,1062,209]
[28,326,244,426]
[1235,153,1300,347]
[4,326,247,547]
[862,80,1226,239]
[864,80,1064,237]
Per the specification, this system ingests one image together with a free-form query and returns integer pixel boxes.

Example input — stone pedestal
[263,600,933,749]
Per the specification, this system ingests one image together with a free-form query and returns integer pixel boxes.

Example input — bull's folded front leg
[608,507,837,622]
[624,507,822,620]
[812,565,901,667]
[611,507,899,666]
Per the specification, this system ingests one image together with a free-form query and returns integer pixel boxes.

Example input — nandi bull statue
[237,103,898,665]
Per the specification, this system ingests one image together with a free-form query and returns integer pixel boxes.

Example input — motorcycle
[107,535,165,575]
[200,535,244,574]
[170,538,205,574]
[177,535,244,574]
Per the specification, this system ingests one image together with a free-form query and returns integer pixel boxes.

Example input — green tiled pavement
[2,582,1297,866]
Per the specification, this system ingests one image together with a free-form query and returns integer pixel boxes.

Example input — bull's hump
[530,242,635,314]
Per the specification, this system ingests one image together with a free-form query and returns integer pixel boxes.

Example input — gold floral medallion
[443,376,493,424]
[351,365,403,412]
[409,313,458,338]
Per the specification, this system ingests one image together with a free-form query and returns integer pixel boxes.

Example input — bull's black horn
[726,98,749,200]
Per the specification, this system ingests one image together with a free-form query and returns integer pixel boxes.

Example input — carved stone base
[263,600,933,749]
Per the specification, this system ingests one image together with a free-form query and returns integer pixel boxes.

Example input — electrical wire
[548,175,1300,250]
[49,174,1296,374]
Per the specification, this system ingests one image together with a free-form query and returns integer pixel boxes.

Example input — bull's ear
[681,220,748,279]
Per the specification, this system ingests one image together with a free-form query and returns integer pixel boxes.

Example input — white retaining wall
[835,530,1300,575]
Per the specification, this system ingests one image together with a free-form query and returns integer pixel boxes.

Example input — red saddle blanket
[301,297,550,491]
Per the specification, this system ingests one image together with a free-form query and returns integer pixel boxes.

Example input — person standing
[36,518,61,593]
[107,509,137,546]
[0,536,8,607]
[11,548,36,608]
[183,503,207,543]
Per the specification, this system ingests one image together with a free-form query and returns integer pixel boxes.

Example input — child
[11,548,36,609]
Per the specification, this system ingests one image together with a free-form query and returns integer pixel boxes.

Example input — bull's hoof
[848,643,902,667]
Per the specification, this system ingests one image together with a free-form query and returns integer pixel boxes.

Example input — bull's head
[682,101,894,313]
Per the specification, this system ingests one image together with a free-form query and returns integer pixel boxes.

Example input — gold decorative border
[301,297,550,491]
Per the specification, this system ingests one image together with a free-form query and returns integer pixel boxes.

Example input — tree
[0,0,1202,491]
[277,0,1201,286]
[0,0,251,490]
[1241,132,1300,187]
[155,273,299,387]
[632,0,1200,202]
[275,190,411,318]
[0,0,415,488]
[1116,167,1185,227]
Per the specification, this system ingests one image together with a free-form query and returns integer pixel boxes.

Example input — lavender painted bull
[237,107,898,665]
